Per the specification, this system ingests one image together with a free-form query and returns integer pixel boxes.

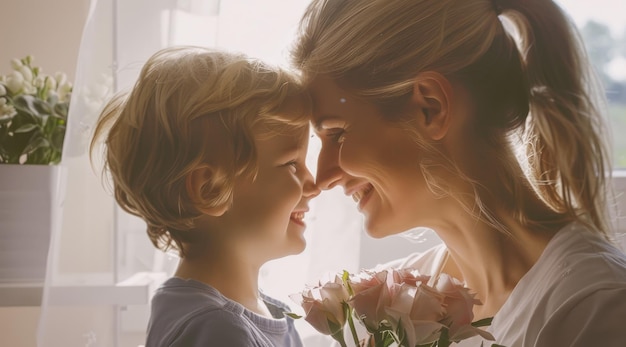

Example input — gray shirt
[146,277,303,347]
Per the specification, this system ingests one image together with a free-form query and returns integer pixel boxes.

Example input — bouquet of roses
[290,268,501,347]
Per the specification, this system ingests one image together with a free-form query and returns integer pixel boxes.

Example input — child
[90,46,319,346]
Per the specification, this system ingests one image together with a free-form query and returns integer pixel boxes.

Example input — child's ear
[186,165,229,217]
[410,71,453,141]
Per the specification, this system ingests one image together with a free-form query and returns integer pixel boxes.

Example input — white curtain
[37,1,429,346]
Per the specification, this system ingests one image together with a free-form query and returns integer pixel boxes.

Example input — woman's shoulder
[546,222,626,283]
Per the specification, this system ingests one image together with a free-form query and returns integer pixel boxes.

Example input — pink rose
[386,282,446,346]
[436,274,495,341]
[290,275,349,336]
[348,270,392,331]
[389,268,431,287]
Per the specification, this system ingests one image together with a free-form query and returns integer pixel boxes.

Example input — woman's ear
[186,165,229,217]
[410,71,453,141]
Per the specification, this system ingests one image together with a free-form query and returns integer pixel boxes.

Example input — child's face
[226,124,319,261]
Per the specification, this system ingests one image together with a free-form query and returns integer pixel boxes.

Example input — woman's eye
[327,129,346,144]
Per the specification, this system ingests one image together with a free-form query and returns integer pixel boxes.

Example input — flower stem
[346,308,360,346]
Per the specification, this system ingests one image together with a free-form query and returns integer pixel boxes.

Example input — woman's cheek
[338,140,363,173]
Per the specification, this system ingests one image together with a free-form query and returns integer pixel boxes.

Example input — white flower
[33,75,45,89]
[45,76,57,91]
[22,81,36,95]
[19,65,33,83]
[0,98,16,118]
[6,71,25,94]
[55,72,67,86]
[0,84,6,96]
[10,58,23,69]
[57,81,72,102]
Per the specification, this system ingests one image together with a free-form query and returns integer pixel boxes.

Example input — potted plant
[0,55,71,164]
[0,56,72,283]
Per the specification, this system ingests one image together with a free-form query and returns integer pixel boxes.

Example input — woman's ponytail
[503,0,612,235]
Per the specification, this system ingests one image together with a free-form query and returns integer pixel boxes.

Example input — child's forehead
[254,123,309,143]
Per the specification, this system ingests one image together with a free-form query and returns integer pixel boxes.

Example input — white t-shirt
[394,222,626,346]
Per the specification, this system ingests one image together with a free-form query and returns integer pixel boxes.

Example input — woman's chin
[363,218,405,239]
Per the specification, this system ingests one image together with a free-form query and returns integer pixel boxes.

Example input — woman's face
[309,77,439,237]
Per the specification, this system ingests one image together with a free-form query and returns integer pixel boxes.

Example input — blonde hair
[292,0,612,236]
[91,46,309,256]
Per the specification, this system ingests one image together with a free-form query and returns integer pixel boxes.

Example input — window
[555,0,626,168]
[555,0,626,245]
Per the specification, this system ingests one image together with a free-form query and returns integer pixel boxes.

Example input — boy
[90,46,319,346]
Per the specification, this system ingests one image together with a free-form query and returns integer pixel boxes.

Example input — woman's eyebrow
[314,116,344,132]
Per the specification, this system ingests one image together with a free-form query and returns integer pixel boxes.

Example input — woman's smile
[352,183,374,210]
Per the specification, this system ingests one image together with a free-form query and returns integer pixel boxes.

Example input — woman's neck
[435,199,566,320]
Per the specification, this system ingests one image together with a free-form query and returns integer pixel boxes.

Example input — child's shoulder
[147,307,259,347]
[146,277,259,346]
[259,291,292,315]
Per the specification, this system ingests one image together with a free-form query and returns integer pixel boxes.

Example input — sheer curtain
[38,1,433,346]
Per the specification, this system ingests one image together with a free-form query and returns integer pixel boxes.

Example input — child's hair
[291,0,613,237]
[90,46,310,256]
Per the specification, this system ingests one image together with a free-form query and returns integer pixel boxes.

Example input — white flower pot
[0,165,63,283]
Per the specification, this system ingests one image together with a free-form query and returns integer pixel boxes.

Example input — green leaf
[47,93,59,105]
[14,123,38,133]
[284,312,302,319]
[471,317,493,328]
[52,102,68,119]
[491,344,507,347]
[395,319,408,347]
[342,270,354,296]
[21,136,49,155]
[33,98,52,115]
[13,95,40,117]
[50,125,66,150]
[437,328,450,347]
[383,331,396,345]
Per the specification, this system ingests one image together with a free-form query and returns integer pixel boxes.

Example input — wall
[0,0,89,346]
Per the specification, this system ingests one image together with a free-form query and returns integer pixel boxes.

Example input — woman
[291,0,626,345]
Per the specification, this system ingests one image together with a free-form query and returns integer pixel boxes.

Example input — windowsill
[0,271,166,307]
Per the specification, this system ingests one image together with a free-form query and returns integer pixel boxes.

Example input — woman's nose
[315,145,344,190]
[303,167,321,198]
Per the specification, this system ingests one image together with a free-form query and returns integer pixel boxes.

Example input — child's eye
[285,160,298,173]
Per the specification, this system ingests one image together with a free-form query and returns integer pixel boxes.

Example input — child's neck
[174,246,273,318]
